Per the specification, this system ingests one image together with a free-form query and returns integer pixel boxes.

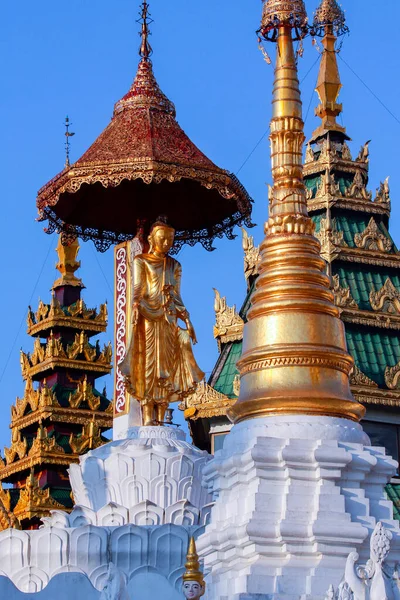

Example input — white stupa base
[198,416,400,600]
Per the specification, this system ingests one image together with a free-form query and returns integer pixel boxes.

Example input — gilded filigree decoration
[316,217,347,263]
[28,294,107,336]
[374,177,390,205]
[369,278,400,314]
[242,228,260,286]
[315,170,340,199]
[355,140,370,163]
[0,485,18,531]
[313,0,347,36]
[350,365,378,388]
[385,361,400,390]
[29,422,65,457]
[4,430,28,465]
[69,419,103,454]
[69,376,101,411]
[265,214,315,236]
[180,381,236,420]
[345,171,372,201]
[13,469,65,520]
[341,142,352,161]
[11,379,60,422]
[259,0,308,40]
[305,143,314,164]
[233,374,241,398]
[318,139,337,164]
[21,331,112,379]
[213,289,244,351]
[332,274,358,309]
[354,217,392,253]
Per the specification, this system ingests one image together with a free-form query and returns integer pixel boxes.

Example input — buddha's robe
[120,253,204,405]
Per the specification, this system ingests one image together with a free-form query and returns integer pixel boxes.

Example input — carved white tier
[0,427,213,598]
[198,416,400,600]
[45,426,213,527]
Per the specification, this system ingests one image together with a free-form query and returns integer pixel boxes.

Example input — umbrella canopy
[37,5,253,252]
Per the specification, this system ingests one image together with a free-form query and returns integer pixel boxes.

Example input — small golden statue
[120,221,204,426]
[182,537,205,600]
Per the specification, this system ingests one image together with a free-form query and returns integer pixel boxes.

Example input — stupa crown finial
[138,1,153,59]
[309,0,349,142]
[258,0,308,42]
[312,0,348,37]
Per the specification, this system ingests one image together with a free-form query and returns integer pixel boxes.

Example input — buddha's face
[183,581,204,600]
[149,226,174,255]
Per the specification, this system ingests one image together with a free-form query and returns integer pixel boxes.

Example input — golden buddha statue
[120,221,204,426]
[182,537,205,600]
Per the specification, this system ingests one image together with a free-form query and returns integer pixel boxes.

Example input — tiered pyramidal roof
[0,237,113,529]
[182,0,400,475]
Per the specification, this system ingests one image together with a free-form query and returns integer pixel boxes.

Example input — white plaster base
[46,426,213,528]
[198,416,400,600]
[113,400,142,440]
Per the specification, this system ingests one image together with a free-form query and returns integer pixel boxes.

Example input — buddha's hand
[132,304,139,326]
[187,320,197,345]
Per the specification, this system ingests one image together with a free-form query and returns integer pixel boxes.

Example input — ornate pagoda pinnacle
[310,0,349,142]
[138,1,152,59]
[53,235,83,289]
[227,0,364,423]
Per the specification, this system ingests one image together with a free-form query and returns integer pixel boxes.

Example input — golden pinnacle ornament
[228,0,365,423]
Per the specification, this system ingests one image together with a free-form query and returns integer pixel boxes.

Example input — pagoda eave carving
[339,247,400,269]
[352,386,400,408]
[340,308,400,332]
[28,316,107,337]
[23,357,112,380]
[0,453,80,480]
[11,406,113,433]
[307,197,390,218]
[180,381,237,421]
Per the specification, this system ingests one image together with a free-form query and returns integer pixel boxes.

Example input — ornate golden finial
[228,1,364,424]
[182,538,205,599]
[52,235,83,289]
[138,1,153,59]
[64,116,75,168]
[310,0,348,141]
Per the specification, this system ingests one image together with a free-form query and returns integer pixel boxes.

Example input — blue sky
[1,0,399,447]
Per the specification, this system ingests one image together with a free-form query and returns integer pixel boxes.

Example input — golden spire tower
[311,0,348,141]
[228,0,364,423]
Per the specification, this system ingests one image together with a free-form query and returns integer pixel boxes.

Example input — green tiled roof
[313,211,395,251]
[386,484,400,521]
[346,326,400,387]
[212,340,242,398]
[336,265,400,311]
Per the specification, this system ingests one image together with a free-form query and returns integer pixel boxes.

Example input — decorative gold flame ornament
[182,537,205,600]
[120,221,204,426]
[228,0,365,424]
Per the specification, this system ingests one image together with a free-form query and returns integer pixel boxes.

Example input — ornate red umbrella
[37,3,253,252]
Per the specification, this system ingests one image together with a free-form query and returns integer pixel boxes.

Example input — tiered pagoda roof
[0,237,113,528]
[182,0,400,485]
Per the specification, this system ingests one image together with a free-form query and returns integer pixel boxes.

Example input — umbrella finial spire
[138,1,153,59]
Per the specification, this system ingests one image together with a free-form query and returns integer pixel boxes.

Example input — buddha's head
[148,221,175,256]
[182,580,205,600]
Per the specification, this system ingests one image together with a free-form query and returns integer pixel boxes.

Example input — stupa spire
[228,0,364,424]
[138,1,153,59]
[310,0,349,142]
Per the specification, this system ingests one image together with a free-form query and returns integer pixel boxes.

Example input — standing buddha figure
[120,221,204,426]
